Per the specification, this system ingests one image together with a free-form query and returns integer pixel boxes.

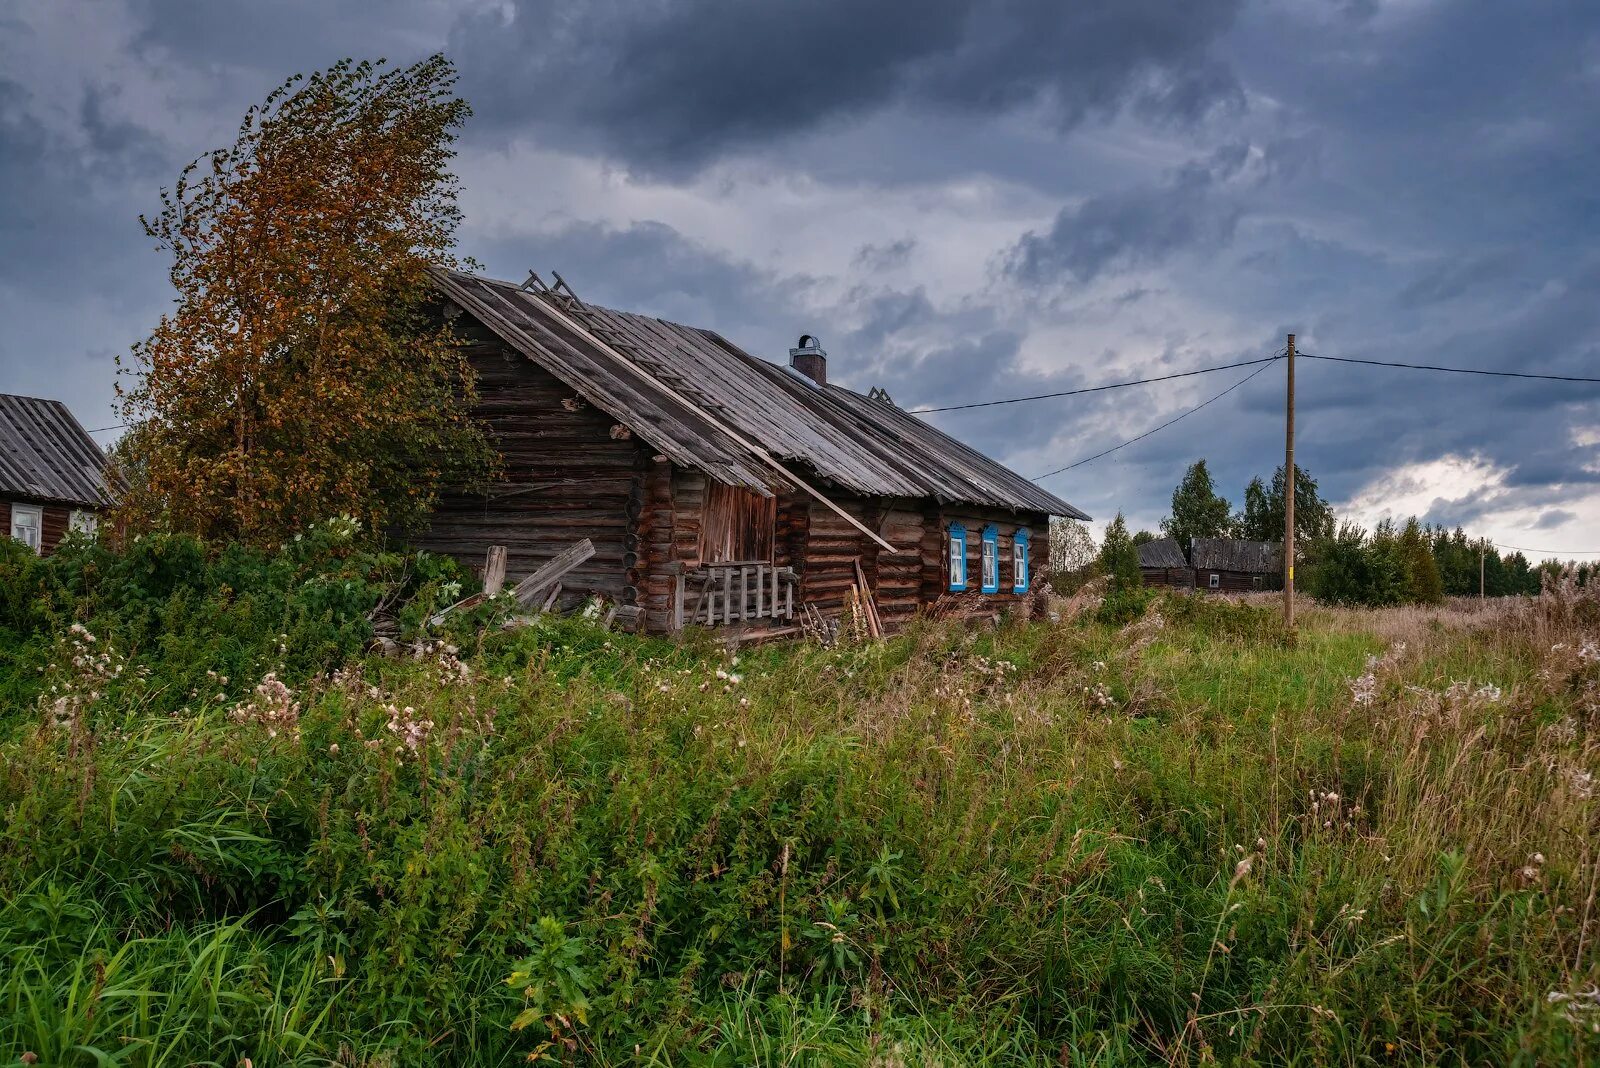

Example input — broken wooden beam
[428,593,485,628]
[512,539,595,606]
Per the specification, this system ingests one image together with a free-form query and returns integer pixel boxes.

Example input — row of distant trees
[1053,459,1573,606]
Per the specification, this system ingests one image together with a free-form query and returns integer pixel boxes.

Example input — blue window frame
[947,523,967,591]
[980,525,1000,593]
[1013,528,1030,592]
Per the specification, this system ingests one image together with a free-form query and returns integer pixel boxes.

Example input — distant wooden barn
[1191,538,1281,593]
[417,268,1090,636]
[1137,537,1192,587]
[1,394,116,556]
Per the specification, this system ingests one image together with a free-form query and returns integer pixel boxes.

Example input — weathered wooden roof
[0,393,117,509]
[432,268,1089,519]
[1137,537,1189,569]
[1191,538,1281,574]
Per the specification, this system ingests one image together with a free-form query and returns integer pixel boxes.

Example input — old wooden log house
[418,268,1090,636]
[1,393,116,557]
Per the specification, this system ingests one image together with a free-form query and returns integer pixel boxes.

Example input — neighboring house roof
[1137,537,1189,569]
[0,394,117,509]
[1191,538,1281,573]
[432,268,1089,519]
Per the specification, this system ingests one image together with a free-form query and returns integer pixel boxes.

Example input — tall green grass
[2,587,1597,1065]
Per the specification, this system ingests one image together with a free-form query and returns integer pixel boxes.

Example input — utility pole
[1284,333,1296,629]
[1480,540,1486,600]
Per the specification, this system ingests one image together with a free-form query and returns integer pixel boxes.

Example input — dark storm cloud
[1398,251,1522,309]
[1004,143,1250,285]
[4,0,1599,548]
[448,0,1244,168]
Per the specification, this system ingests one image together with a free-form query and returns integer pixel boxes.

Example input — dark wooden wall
[1196,569,1271,593]
[2,498,80,557]
[416,322,640,610]
[1142,567,1194,588]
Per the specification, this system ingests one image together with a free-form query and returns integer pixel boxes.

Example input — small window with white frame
[947,523,967,591]
[980,525,1000,593]
[69,509,97,537]
[1208,573,1220,589]
[10,503,43,554]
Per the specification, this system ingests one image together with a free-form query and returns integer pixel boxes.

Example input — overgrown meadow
[2,530,1598,1065]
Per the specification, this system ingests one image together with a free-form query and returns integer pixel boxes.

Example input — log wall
[1196,569,1272,593]
[1142,567,1195,588]
[416,323,638,611]
[934,506,1051,613]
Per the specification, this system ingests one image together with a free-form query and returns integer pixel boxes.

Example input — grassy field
[3,579,1599,1065]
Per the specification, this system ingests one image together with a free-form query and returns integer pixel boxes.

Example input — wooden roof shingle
[0,394,116,509]
[1137,537,1189,569]
[1191,538,1281,574]
[433,268,1089,519]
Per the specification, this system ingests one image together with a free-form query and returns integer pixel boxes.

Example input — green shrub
[1160,588,1288,643]
[1095,584,1153,626]
[0,519,469,732]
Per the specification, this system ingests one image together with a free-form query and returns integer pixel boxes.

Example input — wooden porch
[670,561,798,630]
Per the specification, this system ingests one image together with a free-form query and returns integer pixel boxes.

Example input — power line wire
[1033,360,1276,481]
[1298,352,1600,384]
[1491,541,1600,557]
[913,354,1283,413]
[87,424,127,434]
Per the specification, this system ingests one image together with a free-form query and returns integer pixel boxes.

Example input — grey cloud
[852,238,917,273]
[1535,509,1578,529]
[1398,251,1521,309]
[448,0,1244,168]
[1004,145,1250,285]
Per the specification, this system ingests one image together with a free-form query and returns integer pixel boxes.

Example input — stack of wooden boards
[844,558,884,640]
[427,539,641,633]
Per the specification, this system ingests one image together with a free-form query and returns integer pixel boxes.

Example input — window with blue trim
[1013,528,1030,592]
[947,523,967,591]
[980,525,1000,593]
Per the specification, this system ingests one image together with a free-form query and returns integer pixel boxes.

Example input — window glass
[1013,530,1030,592]
[1209,573,1220,589]
[10,504,43,554]
[948,525,967,591]
[980,526,1000,593]
[70,510,97,536]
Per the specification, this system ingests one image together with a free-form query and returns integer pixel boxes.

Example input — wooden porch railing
[672,561,797,629]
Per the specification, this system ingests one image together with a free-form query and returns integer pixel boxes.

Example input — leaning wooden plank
[852,559,882,639]
[518,286,899,553]
[512,539,596,606]
[483,545,507,597]
[540,582,563,613]
[428,592,485,628]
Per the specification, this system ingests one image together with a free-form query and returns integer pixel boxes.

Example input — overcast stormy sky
[3,0,1598,554]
